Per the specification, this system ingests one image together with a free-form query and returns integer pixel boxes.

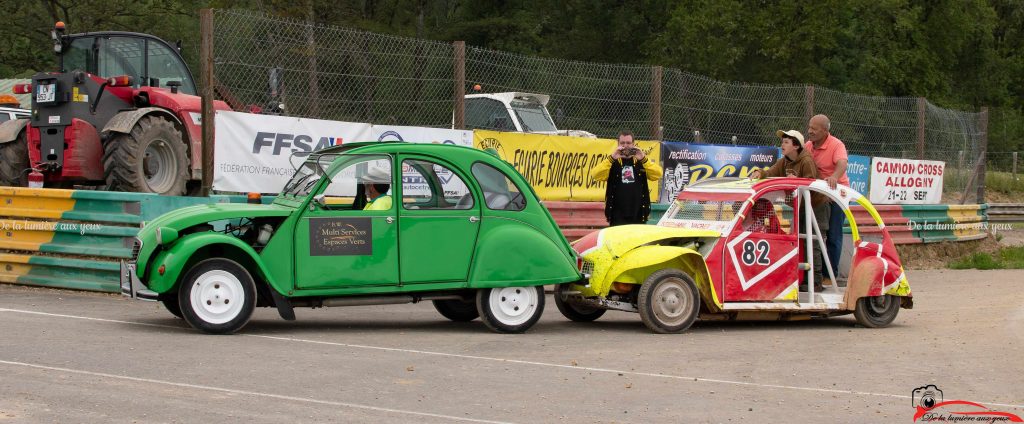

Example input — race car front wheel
[178,258,257,334]
[638,269,700,334]
[554,283,606,322]
[433,299,480,322]
[477,286,545,333]
[854,295,900,328]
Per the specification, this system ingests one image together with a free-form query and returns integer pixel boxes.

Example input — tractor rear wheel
[0,130,29,187]
[103,115,188,195]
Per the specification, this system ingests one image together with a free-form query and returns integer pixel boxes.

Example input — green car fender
[144,232,278,295]
[603,245,721,311]
[469,222,580,288]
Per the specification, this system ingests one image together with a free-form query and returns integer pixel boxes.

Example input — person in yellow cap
[749,130,818,180]
[360,167,393,211]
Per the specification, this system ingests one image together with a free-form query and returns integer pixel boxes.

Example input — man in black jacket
[590,130,663,226]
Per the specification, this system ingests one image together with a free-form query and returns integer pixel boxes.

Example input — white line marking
[0,359,512,424]
[2,307,1023,411]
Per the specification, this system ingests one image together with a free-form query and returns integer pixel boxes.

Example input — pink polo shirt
[805,134,850,185]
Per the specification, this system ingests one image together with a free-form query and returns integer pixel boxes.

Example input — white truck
[463,92,596,138]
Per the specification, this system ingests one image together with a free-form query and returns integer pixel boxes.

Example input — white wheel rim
[651,278,694,327]
[189,270,245,325]
[488,287,538,326]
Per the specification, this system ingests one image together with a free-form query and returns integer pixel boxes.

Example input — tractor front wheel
[103,115,188,195]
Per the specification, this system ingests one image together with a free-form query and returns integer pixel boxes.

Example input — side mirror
[166,80,182,94]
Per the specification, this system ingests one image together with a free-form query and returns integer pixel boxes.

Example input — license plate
[36,83,55,103]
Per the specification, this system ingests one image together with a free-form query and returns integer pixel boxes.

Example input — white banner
[869,157,945,204]
[370,125,472,147]
[213,111,371,193]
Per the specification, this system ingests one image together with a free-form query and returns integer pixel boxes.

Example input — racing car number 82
[741,240,770,266]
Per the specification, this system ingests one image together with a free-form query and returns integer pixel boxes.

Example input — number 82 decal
[741,240,770,266]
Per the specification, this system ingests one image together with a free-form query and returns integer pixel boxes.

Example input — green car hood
[143,203,296,232]
[134,203,295,265]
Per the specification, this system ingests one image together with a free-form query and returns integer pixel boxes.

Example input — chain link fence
[211,9,987,200]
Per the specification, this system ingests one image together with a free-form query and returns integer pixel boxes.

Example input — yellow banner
[474,130,661,202]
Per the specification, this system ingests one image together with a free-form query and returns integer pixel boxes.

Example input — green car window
[320,155,393,210]
[471,162,525,211]
[402,159,472,210]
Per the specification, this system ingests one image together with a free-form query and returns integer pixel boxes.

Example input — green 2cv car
[121,142,581,334]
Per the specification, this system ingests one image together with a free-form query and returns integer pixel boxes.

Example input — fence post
[652,66,662,140]
[200,9,214,197]
[804,85,815,125]
[976,107,988,204]
[1013,152,1018,181]
[916,97,926,160]
[453,41,465,130]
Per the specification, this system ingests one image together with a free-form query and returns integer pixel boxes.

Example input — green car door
[397,156,481,284]
[294,155,400,290]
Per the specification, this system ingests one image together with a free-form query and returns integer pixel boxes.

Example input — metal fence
[210,9,987,200]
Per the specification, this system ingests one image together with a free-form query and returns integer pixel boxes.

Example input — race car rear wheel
[638,269,700,334]
[178,258,256,334]
[554,283,606,322]
[477,286,544,333]
[432,299,479,322]
[854,295,900,328]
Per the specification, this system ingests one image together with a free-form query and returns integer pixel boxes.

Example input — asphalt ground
[1,268,1023,423]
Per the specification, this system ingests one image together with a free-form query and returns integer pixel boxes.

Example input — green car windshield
[282,155,336,197]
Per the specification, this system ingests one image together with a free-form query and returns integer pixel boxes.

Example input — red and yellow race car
[558,177,912,333]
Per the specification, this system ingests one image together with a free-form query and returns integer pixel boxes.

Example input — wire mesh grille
[212,9,986,197]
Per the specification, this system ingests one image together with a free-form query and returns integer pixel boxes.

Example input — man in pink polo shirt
[805,114,848,281]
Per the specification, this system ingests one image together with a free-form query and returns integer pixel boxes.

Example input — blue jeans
[826,202,845,277]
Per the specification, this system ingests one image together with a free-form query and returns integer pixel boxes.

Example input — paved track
[1,268,1022,423]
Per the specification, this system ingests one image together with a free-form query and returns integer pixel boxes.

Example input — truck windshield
[510,100,557,132]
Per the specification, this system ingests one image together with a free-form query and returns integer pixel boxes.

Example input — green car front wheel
[178,258,257,334]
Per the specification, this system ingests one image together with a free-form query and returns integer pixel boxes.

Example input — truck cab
[463,92,596,138]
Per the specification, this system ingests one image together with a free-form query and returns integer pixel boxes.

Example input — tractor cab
[52,20,195,95]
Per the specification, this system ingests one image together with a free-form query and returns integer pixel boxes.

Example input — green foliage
[948,246,1024,269]
[0,0,1020,151]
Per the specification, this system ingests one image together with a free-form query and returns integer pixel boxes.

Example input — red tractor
[0,22,230,195]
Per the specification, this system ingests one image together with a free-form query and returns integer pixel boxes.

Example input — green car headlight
[155,227,179,245]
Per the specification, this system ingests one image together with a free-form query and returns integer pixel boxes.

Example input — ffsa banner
[473,130,661,202]
[214,111,371,193]
[371,125,472,147]
[869,157,945,204]
[659,142,779,203]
